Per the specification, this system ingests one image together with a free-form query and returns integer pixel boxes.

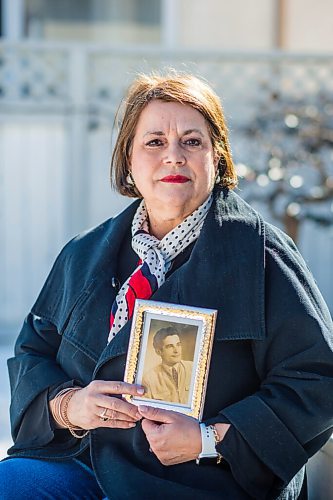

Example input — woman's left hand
[139,405,201,465]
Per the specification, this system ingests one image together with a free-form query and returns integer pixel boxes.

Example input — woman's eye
[184,138,201,146]
[146,139,163,147]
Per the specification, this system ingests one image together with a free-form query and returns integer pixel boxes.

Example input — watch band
[196,423,222,465]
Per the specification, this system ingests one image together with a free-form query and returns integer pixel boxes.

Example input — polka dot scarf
[107,193,213,343]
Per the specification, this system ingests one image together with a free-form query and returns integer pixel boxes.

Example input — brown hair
[111,71,237,197]
[153,326,180,351]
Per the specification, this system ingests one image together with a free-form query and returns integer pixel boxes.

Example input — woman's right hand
[51,380,144,430]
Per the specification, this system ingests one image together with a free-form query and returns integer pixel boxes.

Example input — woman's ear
[126,171,136,187]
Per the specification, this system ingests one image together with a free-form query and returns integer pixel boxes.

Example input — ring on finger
[100,407,110,422]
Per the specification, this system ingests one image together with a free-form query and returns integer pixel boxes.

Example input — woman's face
[129,100,218,222]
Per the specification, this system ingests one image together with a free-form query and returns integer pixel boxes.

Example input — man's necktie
[172,367,179,389]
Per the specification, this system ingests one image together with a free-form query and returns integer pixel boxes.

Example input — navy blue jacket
[6,188,333,499]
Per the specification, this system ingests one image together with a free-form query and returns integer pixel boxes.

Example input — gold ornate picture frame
[123,299,217,420]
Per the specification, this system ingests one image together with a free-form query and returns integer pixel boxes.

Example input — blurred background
[0,1,333,494]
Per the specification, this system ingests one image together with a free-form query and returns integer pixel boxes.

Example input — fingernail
[136,412,142,419]
[137,387,145,395]
[128,422,136,428]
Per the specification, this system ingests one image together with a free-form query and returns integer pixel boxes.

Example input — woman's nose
[162,143,186,166]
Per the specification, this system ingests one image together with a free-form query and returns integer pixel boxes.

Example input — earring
[215,170,221,184]
[126,172,135,186]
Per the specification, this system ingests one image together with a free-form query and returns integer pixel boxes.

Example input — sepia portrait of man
[142,324,196,405]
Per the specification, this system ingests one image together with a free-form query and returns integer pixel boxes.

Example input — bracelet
[211,425,221,445]
[52,388,72,428]
[52,387,89,439]
[62,389,90,439]
[52,388,78,428]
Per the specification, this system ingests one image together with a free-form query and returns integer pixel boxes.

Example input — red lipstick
[160,175,190,183]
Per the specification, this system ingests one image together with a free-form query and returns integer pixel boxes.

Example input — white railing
[1,42,333,332]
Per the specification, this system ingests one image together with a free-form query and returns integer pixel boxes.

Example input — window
[23,0,161,43]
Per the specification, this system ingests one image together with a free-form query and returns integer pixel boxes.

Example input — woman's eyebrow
[183,129,204,137]
[143,131,165,137]
[143,129,204,137]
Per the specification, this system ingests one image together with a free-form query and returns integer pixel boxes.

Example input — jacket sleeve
[6,235,89,452]
[212,228,333,498]
[7,313,80,450]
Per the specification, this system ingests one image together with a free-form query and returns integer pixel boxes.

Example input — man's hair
[110,70,237,198]
[153,326,180,351]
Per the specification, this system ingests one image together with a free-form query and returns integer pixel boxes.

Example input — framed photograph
[123,299,217,420]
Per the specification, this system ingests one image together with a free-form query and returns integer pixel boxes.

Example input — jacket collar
[174,188,266,340]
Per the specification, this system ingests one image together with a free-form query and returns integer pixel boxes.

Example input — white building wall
[0,116,68,328]
[285,0,333,52]
[179,0,333,52]
[179,0,276,50]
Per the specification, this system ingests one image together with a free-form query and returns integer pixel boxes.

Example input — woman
[1,72,333,500]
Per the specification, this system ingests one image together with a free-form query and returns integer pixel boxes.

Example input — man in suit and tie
[142,326,193,404]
